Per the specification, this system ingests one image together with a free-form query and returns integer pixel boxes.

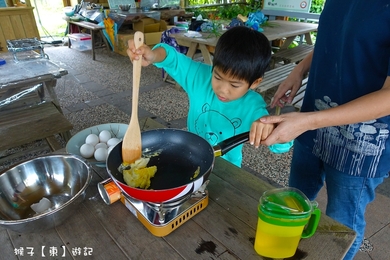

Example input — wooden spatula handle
[131,31,144,118]
[122,31,144,164]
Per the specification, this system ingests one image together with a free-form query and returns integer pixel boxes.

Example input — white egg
[107,145,114,154]
[80,143,95,158]
[95,142,108,150]
[85,134,99,146]
[94,147,108,162]
[107,137,120,147]
[99,130,111,143]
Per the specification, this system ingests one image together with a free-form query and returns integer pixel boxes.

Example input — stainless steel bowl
[0,154,92,233]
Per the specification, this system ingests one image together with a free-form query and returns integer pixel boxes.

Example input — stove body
[120,182,209,237]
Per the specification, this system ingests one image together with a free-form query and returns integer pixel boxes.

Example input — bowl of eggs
[66,123,128,167]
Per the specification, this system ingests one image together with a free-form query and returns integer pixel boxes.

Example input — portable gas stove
[120,181,209,237]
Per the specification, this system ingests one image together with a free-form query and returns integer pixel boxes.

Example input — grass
[30,0,68,38]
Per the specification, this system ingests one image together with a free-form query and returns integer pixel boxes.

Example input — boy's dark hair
[213,26,271,86]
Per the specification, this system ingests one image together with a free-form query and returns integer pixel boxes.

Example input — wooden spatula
[122,31,144,164]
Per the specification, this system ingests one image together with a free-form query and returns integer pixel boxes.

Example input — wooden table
[0,118,355,259]
[107,8,192,28]
[67,21,110,61]
[0,53,72,160]
[172,20,318,65]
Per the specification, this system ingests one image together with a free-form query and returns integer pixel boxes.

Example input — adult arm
[261,76,390,145]
[270,51,313,108]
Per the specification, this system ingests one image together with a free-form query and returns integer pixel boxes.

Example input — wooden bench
[68,21,109,60]
[0,102,73,162]
[256,63,297,94]
[271,44,314,68]
[261,10,319,69]
[291,77,308,109]
[0,54,72,163]
[265,77,308,115]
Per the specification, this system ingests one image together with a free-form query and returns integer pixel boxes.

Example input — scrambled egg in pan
[119,149,201,189]
[190,166,200,180]
[121,157,157,189]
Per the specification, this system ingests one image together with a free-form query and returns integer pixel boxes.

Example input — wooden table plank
[0,117,355,260]
[5,228,74,259]
[81,173,183,259]
[0,102,73,151]
[192,199,260,259]
[163,220,236,259]
[0,229,18,260]
[207,173,259,228]
[209,157,356,259]
[55,205,130,259]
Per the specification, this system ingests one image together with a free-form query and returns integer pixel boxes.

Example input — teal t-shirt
[153,43,289,167]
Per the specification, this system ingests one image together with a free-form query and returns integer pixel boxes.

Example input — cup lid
[259,187,317,219]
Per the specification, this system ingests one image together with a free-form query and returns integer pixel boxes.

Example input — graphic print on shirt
[195,104,242,145]
[312,96,389,177]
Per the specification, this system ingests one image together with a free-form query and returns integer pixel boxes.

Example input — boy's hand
[126,39,155,66]
[249,119,275,148]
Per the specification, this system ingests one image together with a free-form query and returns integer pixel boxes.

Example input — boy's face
[211,68,262,102]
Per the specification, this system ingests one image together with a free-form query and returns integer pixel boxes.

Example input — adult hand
[271,71,305,108]
[260,111,315,145]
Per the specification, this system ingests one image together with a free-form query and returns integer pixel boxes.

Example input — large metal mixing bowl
[0,154,92,233]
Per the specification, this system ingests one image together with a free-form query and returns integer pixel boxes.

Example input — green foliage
[310,0,325,13]
[187,0,216,5]
[31,0,68,37]
[190,8,214,19]
[187,0,324,46]
[187,0,324,16]
[216,4,252,19]
[187,2,263,20]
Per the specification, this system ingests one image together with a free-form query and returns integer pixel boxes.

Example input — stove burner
[120,181,209,237]
[146,193,191,210]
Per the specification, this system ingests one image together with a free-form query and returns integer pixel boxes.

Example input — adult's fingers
[260,115,284,124]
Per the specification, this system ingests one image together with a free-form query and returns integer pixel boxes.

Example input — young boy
[127,26,283,167]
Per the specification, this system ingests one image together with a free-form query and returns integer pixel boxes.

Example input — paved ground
[2,45,389,259]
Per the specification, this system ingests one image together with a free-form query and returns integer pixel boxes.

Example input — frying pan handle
[214,131,249,157]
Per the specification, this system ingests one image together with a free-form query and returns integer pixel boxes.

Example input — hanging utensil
[122,31,144,164]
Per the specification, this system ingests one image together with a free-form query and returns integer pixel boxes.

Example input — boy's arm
[249,120,274,148]
[152,44,210,93]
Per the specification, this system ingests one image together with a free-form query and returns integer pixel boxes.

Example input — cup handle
[301,208,321,238]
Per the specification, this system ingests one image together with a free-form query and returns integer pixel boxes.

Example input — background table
[67,20,109,61]
[108,8,192,28]
[172,20,318,65]
[0,53,72,160]
[0,117,355,259]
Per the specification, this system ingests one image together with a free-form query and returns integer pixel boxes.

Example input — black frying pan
[106,129,249,203]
